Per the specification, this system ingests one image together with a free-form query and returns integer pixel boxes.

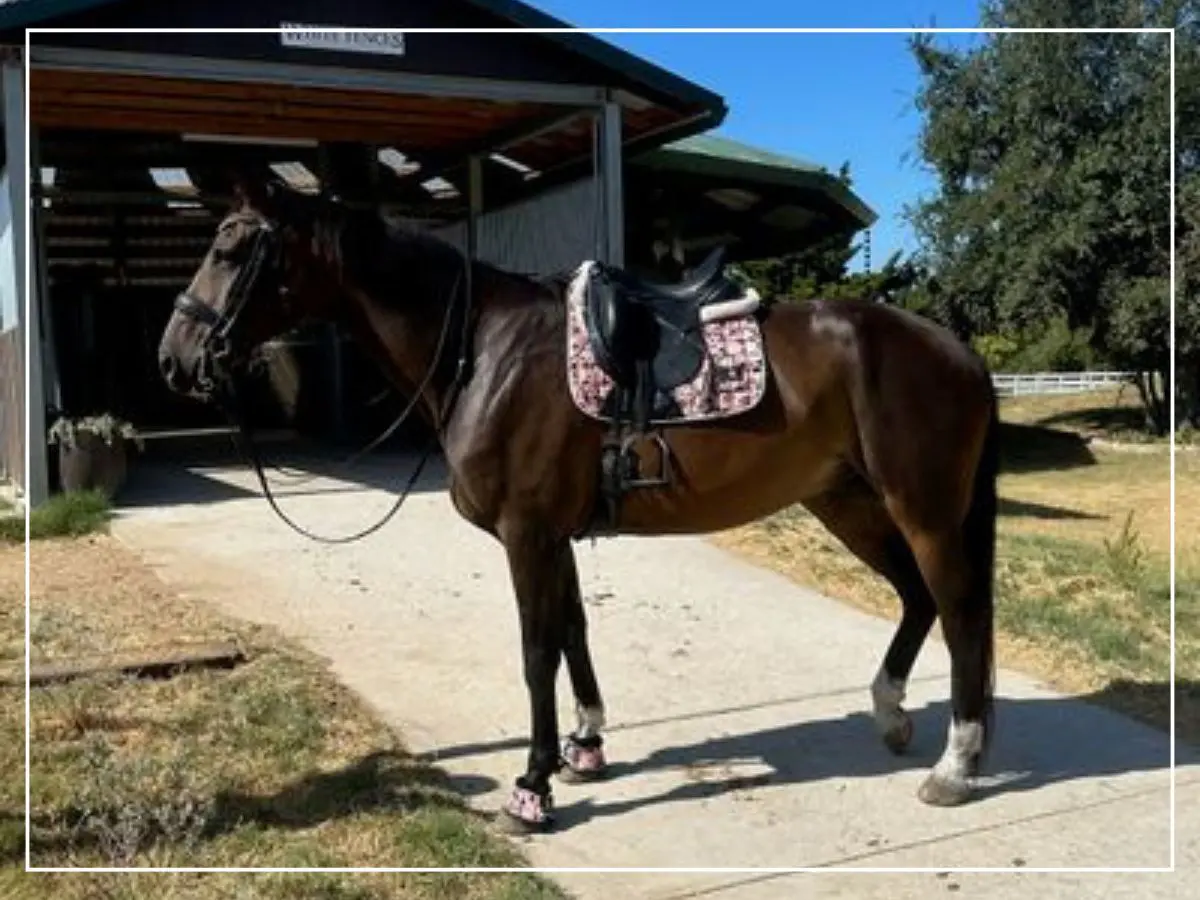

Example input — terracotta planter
[56,431,130,499]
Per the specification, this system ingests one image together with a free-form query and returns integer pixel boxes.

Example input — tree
[906,0,1189,432]
[738,163,861,299]
[1175,3,1200,428]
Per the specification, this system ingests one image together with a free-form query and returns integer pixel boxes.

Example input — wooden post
[598,96,625,268]
[2,55,49,504]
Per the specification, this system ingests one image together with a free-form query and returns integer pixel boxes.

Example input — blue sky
[531,0,988,269]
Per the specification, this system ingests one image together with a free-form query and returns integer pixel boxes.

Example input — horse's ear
[229,173,272,213]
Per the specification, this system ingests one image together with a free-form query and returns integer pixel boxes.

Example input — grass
[0,490,112,544]
[0,490,16,544]
[0,537,568,899]
[713,386,1195,743]
[998,382,1160,443]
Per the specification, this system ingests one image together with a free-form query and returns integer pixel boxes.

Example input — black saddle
[576,248,761,535]
[583,248,738,426]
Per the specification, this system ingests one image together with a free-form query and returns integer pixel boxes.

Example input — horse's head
[157,176,338,401]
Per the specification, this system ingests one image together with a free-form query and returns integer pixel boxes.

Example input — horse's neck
[342,271,464,428]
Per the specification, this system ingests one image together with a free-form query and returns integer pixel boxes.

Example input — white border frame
[22,24,1178,877]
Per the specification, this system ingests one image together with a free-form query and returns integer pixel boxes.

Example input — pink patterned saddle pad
[565,262,769,426]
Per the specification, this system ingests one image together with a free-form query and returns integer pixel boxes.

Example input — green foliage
[47,413,143,451]
[972,318,1096,372]
[1177,31,1200,426]
[1099,275,1171,372]
[1008,317,1098,372]
[971,333,1022,370]
[904,0,1194,431]
[737,162,923,305]
[1103,511,1148,592]
[0,489,113,542]
[739,229,861,301]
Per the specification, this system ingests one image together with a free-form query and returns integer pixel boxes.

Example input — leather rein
[172,216,473,544]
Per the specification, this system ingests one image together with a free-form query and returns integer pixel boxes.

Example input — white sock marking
[871,667,907,734]
[932,719,983,784]
[575,703,605,740]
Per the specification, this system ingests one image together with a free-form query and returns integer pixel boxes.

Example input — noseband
[173,221,281,385]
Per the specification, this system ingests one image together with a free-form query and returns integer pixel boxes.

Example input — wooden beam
[30,105,482,149]
[30,69,551,117]
[0,641,247,688]
[34,89,504,134]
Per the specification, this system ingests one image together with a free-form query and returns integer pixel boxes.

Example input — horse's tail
[962,387,1000,757]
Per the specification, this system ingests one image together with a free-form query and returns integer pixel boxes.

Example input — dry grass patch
[998,383,1152,441]
[0,544,26,874]
[0,536,566,900]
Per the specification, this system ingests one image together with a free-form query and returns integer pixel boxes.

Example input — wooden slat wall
[30,70,560,151]
[0,327,23,492]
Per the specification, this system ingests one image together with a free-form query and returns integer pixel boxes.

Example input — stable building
[0,0,875,506]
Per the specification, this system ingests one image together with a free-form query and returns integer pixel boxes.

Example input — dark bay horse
[157,179,999,832]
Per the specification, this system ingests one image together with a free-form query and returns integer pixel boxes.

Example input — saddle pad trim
[701,292,761,323]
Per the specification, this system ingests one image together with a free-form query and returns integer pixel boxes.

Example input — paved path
[110,455,1197,898]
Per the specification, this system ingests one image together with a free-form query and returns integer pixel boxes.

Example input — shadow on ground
[0,810,23,865]
[116,448,451,509]
[429,679,1192,832]
[1035,405,1151,436]
[997,497,1104,521]
[29,750,502,862]
[26,683,1194,859]
[208,749,498,831]
[999,422,1097,474]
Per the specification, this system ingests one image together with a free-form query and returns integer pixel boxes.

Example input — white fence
[991,371,1138,397]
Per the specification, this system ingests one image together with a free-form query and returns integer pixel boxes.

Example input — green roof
[639,133,878,229]
[664,134,826,174]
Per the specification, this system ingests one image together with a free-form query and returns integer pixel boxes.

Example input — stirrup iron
[621,432,672,488]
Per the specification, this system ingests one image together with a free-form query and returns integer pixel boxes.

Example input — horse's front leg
[559,542,609,783]
[500,524,570,832]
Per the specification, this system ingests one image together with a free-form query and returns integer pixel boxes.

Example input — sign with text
[280,24,406,57]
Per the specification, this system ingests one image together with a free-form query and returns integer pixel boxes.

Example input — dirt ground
[2,536,564,899]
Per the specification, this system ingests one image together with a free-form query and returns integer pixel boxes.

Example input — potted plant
[47,414,144,499]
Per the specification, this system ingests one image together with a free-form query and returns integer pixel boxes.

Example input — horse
[157,177,999,833]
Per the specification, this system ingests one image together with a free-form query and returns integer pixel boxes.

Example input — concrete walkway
[109,454,1197,898]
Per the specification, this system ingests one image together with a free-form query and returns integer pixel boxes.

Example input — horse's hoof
[559,736,608,783]
[882,713,914,755]
[965,753,982,778]
[499,785,554,834]
[917,773,972,807]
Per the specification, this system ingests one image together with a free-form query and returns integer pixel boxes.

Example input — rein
[175,217,474,544]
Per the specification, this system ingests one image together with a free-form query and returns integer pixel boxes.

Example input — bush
[1008,318,1097,372]
[0,490,112,543]
[970,318,1096,373]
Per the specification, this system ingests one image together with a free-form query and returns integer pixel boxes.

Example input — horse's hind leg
[559,546,609,782]
[804,480,937,755]
[880,414,999,807]
[896,525,994,806]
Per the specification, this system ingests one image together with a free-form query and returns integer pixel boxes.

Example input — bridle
[173,217,283,394]
[170,210,474,544]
